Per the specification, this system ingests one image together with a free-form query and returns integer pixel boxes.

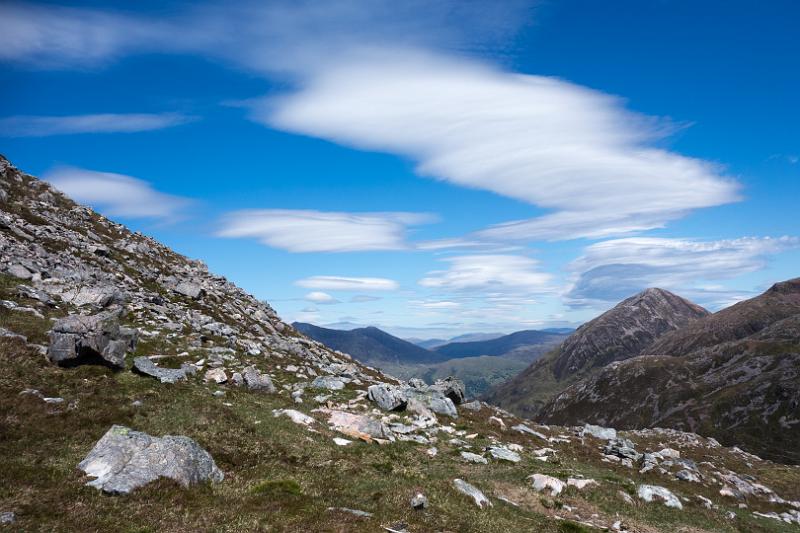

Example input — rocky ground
[2,155,800,532]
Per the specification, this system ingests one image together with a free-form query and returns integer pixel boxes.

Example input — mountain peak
[551,288,708,380]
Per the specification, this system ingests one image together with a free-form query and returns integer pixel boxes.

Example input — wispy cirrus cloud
[2,1,740,243]
[566,236,799,308]
[45,166,192,220]
[419,254,553,294]
[216,209,435,252]
[264,51,739,242]
[295,275,398,291]
[0,112,196,137]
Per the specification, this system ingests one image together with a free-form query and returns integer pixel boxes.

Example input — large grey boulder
[311,375,346,390]
[133,357,196,384]
[582,424,617,441]
[78,425,223,495]
[243,366,276,392]
[367,378,463,418]
[367,383,406,410]
[430,377,466,405]
[173,281,204,299]
[47,310,137,368]
[327,410,393,441]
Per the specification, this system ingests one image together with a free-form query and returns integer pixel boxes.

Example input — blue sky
[1,0,798,339]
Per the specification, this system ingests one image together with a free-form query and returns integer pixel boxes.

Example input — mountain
[3,155,800,530]
[484,288,709,417]
[408,337,448,349]
[409,332,504,350]
[434,330,568,359]
[537,279,800,463]
[292,322,447,365]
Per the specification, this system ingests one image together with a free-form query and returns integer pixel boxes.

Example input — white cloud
[566,236,799,307]
[304,291,340,304]
[3,2,740,242]
[419,254,553,293]
[350,295,382,303]
[263,51,740,242]
[296,275,398,291]
[216,209,434,252]
[0,2,527,72]
[0,113,196,137]
[45,166,192,220]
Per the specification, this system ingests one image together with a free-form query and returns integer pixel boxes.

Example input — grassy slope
[2,333,800,532]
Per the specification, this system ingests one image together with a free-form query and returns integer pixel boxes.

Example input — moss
[250,479,302,497]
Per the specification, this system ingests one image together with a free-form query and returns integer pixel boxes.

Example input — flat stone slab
[78,425,223,495]
[133,357,196,384]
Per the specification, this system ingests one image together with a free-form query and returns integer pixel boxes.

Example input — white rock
[530,474,565,496]
[461,451,488,464]
[272,409,315,426]
[581,424,617,440]
[637,484,683,509]
[567,478,599,490]
[453,479,492,509]
[333,437,352,446]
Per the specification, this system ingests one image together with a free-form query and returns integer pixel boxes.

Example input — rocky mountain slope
[2,154,800,532]
[292,322,446,365]
[484,288,708,418]
[537,279,800,464]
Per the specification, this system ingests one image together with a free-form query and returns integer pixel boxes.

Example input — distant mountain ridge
[434,330,568,359]
[292,322,445,365]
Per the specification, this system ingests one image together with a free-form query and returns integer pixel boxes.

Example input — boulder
[368,383,406,410]
[430,377,466,405]
[327,410,392,441]
[243,366,276,392]
[487,446,521,463]
[582,424,617,441]
[7,264,32,279]
[132,357,196,384]
[453,479,492,509]
[204,368,227,384]
[410,492,428,510]
[461,451,488,464]
[567,478,599,490]
[311,375,346,390]
[273,409,315,426]
[47,310,136,368]
[78,425,223,495]
[173,281,204,299]
[637,484,683,509]
[530,474,565,496]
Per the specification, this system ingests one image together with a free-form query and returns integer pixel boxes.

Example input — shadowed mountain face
[292,322,448,365]
[537,279,800,464]
[552,288,709,379]
[434,330,568,359]
[484,288,709,417]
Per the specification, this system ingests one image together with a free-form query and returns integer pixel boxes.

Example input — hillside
[2,155,800,532]
[484,288,708,418]
[292,322,447,365]
[537,279,800,464]
[435,330,568,359]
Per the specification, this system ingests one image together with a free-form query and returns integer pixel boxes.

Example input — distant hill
[292,322,447,365]
[434,330,568,359]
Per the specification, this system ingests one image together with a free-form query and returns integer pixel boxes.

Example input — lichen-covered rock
[368,383,406,410]
[133,357,196,384]
[326,410,392,441]
[78,425,223,495]
[311,375,346,390]
[582,424,617,441]
[243,366,276,392]
[430,376,466,405]
[47,310,136,368]
[204,368,227,384]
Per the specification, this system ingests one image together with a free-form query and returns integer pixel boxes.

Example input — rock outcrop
[78,425,223,494]
[47,310,137,368]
